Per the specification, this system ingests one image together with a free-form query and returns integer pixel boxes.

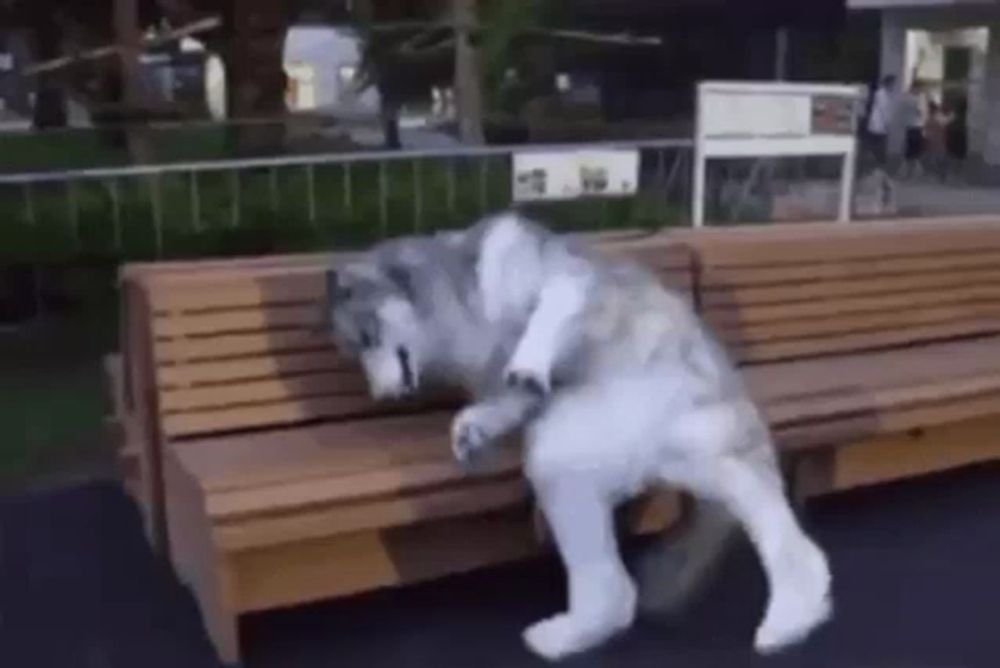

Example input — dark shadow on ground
[3,463,999,668]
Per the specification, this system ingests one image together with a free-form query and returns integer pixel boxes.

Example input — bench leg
[789,416,1000,503]
[163,448,243,665]
[202,596,240,667]
[788,451,835,508]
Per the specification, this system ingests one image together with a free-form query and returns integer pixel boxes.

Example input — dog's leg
[451,389,543,466]
[522,472,636,662]
[661,411,831,654]
[717,449,831,653]
[505,272,590,394]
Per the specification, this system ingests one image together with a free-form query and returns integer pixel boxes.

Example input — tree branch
[366,20,661,47]
[21,16,222,76]
[526,28,661,46]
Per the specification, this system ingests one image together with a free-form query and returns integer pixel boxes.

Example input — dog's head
[324,260,424,401]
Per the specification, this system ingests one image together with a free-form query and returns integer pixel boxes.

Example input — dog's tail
[634,498,740,617]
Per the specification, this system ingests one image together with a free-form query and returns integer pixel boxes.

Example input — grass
[0,297,118,492]
[0,125,232,174]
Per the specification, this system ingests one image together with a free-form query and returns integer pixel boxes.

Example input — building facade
[850,0,1000,165]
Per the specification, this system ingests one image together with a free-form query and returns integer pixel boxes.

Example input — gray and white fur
[325,212,832,661]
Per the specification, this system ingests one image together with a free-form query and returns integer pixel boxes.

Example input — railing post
[189,172,201,233]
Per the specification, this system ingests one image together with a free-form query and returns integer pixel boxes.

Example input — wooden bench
[119,231,688,664]
[115,217,1000,664]
[674,217,1000,499]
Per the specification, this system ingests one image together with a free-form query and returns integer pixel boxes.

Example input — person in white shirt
[866,74,897,168]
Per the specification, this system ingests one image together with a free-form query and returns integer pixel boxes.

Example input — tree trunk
[223,0,289,155]
[381,101,402,149]
[30,15,67,129]
[114,0,154,163]
[453,0,485,145]
[4,30,34,119]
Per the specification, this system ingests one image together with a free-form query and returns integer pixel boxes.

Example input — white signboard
[702,91,812,139]
[513,148,639,202]
[693,80,865,226]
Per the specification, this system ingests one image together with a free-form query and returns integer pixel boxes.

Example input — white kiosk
[692,81,864,227]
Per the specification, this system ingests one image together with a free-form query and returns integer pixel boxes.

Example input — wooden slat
[744,336,1000,405]
[701,248,1000,289]
[715,302,1000,346]
[160,372,371,412]
[228,507,541,614]
[162,394,396,437]
[764,372,1000,428]
[706,284,1000,329]
[214,476,529,550]
[152,304,324,338]
[674,218,1000,267]
[702,266,1000,308]
[208,459,520,524]
[774,389,1000,452]
[154,329,334,364]
[174,412,457,492]
[157,350,347,388]
[149,273,327,313]
[732,319,1000,364]
[124,251,337,280]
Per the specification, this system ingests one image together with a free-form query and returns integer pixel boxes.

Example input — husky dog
[324,212,832,661]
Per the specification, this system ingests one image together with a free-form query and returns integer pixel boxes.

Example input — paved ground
[3,463,1000,668]
[895,179,1000,217]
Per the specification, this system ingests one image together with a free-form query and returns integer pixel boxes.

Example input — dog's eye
[360,330,374,348]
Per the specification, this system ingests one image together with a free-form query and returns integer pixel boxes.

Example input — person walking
[923,99,949,182]
[866,75,897,169]
[945,96,969,183]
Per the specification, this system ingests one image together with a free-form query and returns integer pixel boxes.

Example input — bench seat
[757,336,1000,439]
[175,333,1000,545]
[172,412,526,550]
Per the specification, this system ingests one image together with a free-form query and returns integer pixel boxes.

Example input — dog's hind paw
[522,612,629,662]
[523,615,581,662]
[754,539,832,654]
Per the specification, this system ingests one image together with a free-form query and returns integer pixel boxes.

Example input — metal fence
[0,138,694,261]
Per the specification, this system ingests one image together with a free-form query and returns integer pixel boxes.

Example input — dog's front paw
[451,409,495,469]
[504,367,550,396]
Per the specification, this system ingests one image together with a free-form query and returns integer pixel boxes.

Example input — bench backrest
[675,218,1000,364]
[129,232,694,441]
